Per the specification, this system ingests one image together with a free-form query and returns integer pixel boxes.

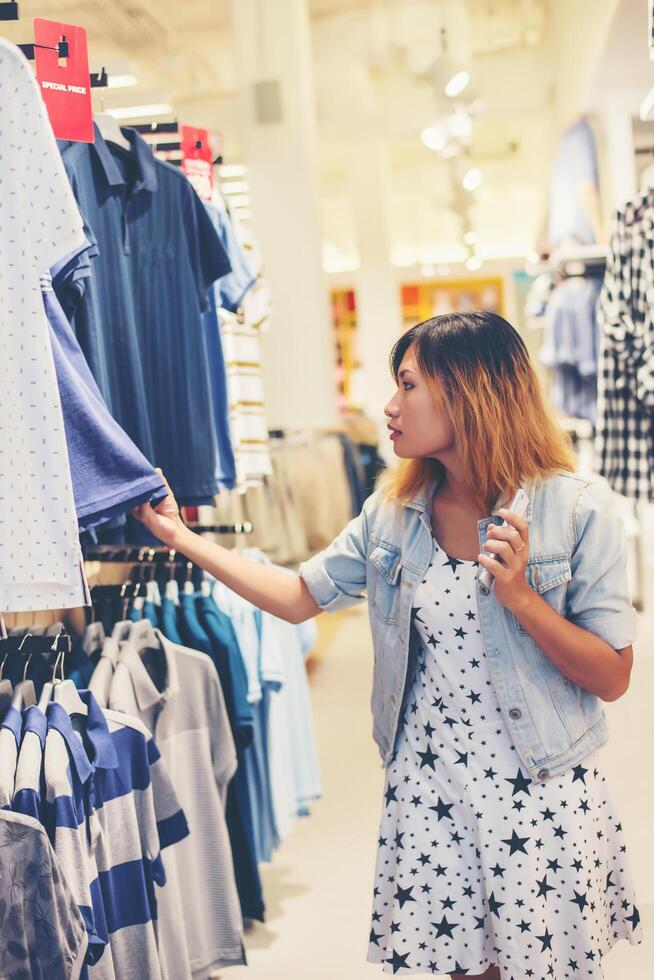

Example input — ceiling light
[219,164,247,178]
[445,70,470,99]
[466,255,482,272]
[221,180,250,195]
[526,250,540,265]
[421,126,446,152]
[437,264,451,276]
[106,103,172,120]
[463,231,477,246]
[462,168,482,192]
[420,264,435,278]
[107,73,138,89]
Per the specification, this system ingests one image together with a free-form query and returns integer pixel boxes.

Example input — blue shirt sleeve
[185,182,232,313]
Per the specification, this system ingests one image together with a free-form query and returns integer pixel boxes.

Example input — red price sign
[33,19,93,143]
[182,125,213,201]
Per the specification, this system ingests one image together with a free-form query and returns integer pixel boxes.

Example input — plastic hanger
[94,112,131,151]
[38,630,70,713]
[183,561,195,596]
[128,617,158,651]
[0,647,13,714]
[11,635,36,711]
[52,633,87,717]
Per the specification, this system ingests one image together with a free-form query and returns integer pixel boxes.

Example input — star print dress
[367,539,641,979]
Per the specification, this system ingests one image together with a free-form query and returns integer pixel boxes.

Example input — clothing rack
[17,36,108,87]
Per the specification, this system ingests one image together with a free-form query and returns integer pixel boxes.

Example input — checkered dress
[595,188,654,500]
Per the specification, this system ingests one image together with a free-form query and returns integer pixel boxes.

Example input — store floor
[226,604,653,980]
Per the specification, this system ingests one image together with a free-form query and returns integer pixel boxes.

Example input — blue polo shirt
[58,126,232,502]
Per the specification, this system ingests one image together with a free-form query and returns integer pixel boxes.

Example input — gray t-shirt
[108,628,245,978]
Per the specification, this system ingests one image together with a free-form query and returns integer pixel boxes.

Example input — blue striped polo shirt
[13,692,189,979]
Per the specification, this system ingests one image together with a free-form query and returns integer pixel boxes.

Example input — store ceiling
[2,0,638,271]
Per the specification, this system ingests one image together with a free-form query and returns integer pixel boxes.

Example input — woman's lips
[389,429,402,440]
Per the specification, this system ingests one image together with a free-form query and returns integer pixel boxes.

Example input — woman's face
[384,349,455,459]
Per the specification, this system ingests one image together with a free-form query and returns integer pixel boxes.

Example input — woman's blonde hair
[380,311,576,514]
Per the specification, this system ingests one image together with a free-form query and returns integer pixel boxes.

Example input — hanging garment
[0,39,89,612]
[13,690,190,980]
[219,302,273,490]
[367,542,641,977]
[548,117,600,247]
[58,126,232,502]
[107,632,247,976]
[540,277,603,424]
[197,592,265,922]
[42,278,165,531]
[0,809,89,979]
[596,187,654,500]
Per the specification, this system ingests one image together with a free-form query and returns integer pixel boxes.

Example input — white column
[601,94,637,212]
[349,139,404,452]
[231,0,338,430]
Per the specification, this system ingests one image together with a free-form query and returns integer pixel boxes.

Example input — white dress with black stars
[367,539,641,978]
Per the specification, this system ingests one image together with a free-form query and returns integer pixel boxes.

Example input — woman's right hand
[132,470,188,547]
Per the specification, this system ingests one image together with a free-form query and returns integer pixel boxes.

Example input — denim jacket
[299,471,637,783]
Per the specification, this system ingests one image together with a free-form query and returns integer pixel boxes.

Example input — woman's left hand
[478,508,532,612]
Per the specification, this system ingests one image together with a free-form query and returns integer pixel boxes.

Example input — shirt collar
[46,692,118,781]
[22,705,46,749]
[91,124,158,194]
[118,629,178,712]
[46,702,94,785]
[1,705,22,746]
[78,691,119,771]
[405,477,537,521]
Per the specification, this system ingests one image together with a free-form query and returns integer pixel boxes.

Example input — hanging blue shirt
[58,126,232,502]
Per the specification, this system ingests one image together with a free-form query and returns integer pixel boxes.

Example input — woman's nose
[385,397,400,418]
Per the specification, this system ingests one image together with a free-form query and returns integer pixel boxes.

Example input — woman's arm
[133,473,321,625]
[507,589,632,701]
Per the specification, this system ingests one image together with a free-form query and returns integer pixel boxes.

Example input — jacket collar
[406,477,537,521]
[91,124,158,194]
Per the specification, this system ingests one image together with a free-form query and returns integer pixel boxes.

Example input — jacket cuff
[569,607,638,649]
[299,554,364,612]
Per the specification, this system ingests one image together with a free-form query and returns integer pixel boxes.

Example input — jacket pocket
[511,555,572,635]
[368,543,402,625]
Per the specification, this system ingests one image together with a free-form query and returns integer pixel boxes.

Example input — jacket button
[538,768,549,781]
[509,708,522,720]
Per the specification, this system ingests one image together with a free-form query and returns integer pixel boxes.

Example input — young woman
[134,311,641,980]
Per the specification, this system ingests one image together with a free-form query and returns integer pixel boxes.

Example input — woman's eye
[403,382,414,391]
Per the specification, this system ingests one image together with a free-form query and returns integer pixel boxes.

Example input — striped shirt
[13,692,189,979]
[108,632,246,977]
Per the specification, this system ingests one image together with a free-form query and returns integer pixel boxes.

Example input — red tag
[33,19,93,143]
[182,125,213,201]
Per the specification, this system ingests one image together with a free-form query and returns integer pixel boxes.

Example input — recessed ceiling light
[420,264,435,278]
[466,255,482,272]
[462,168,482,192]
[445,70,470,99]
[421,126,446,152]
